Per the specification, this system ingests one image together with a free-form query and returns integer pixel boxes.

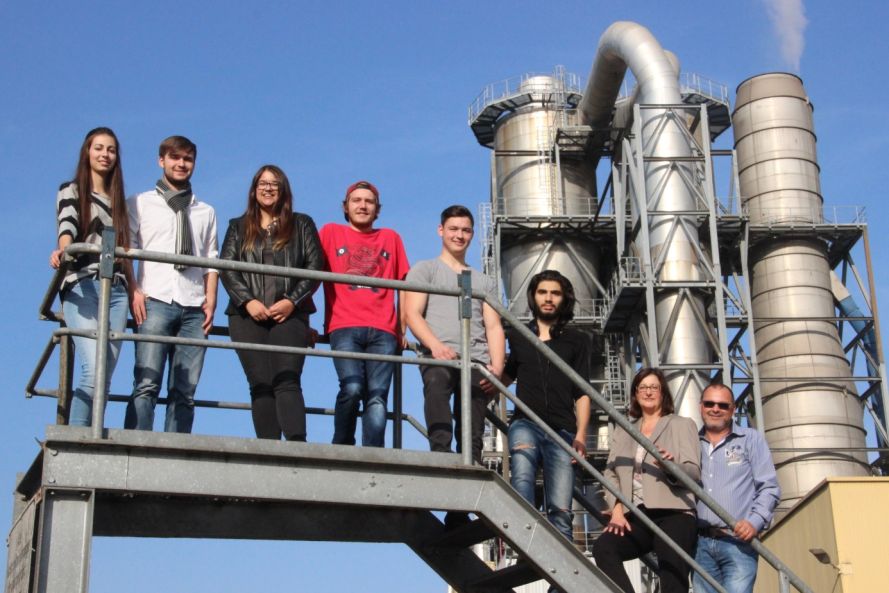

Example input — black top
[504,324,591,433]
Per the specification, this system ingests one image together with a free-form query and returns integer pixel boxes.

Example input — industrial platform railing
[468,68,583,125]
[26,233,815,593]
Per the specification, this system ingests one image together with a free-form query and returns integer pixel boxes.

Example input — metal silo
[494,75,597,217]
[479,72,600,317]
[733,73,870,511]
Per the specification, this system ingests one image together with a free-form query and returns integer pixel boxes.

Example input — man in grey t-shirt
[405,205,505,466]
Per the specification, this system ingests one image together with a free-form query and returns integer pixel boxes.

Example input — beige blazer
[603,414,701,513]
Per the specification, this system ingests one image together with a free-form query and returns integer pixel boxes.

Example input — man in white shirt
[124,135,218,433]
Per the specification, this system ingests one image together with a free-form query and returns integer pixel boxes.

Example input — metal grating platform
[10,426,622,593]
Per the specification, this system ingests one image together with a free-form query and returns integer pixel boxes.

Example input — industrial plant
[8,20,887,593]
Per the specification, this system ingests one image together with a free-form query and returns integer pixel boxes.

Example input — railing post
[459,270,473,466]
[778,569,791,593]
[392,362,403,449]
[90,228,116,438]
[56,334,74,425]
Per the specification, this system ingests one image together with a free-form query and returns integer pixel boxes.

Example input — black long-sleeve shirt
[504,324,591,432]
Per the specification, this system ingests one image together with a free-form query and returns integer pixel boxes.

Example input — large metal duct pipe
[580,21,710,422]
[495,75,600,317]
[733,73,869,511]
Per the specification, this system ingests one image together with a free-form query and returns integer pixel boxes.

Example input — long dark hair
[73,127,129,248]
[526,269,576,333]
[241,165,295,253]
[628,367,675,419]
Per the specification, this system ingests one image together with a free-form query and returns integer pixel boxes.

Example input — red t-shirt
[319,223,410,336]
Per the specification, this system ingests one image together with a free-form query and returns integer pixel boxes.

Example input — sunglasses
[701,401,732,410]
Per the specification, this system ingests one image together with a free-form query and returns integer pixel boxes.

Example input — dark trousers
[593,508,697,593]
[419,365,488,463]
[229,313,308,441]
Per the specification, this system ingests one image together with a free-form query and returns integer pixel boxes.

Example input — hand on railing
[653,445,675,467]
[732,519,758,542]
[428,340,458,361]
[479,363,502,396]
[49,249,64,269]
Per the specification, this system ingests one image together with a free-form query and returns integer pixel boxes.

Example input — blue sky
[2,1,888,591]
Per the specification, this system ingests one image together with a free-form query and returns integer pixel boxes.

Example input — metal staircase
[12,232,821,593]
[12,426,621,593]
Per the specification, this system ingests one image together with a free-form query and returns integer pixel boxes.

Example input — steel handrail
[474,364,730,593]
[33,242,461,445]
[480,295,813,593]
[35,241,812,592]
[27,386,429,437]
[26,334,432,439]
[61,243,465,297]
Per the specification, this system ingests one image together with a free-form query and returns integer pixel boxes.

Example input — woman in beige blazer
[593,368,701,593]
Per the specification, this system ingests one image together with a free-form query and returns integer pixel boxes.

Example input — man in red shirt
[319,181,410,447]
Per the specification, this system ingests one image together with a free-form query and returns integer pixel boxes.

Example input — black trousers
[229,313,308,441]
[593,507,697,593]
[419,365,488,463]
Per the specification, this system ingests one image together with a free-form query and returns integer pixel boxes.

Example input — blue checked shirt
[697,423,780,533]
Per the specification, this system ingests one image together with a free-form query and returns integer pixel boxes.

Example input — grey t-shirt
[406,258,500,364]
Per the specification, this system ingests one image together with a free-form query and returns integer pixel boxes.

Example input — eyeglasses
[258,181,280,189]
[702,401,732,410]
[637,385,661,392]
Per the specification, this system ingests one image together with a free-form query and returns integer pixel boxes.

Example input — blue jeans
[125,298,206,433]
[694,535,759,593]
[508,418,576,541]
[329,327,397,447]
[62,278,129,427]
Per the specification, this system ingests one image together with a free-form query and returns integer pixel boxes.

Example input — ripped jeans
[508,418,576,541]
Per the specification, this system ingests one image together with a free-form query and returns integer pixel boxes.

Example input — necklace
[262,217,278,237]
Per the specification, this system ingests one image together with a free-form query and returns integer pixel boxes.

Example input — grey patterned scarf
[156,178,194,270]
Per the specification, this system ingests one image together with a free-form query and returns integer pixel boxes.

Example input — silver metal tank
[733,72,869,511]
[579,21,710,422]
[494,76,596,216]
[494,75,600,317]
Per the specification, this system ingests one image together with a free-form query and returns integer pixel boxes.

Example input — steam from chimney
[763,0,808,72]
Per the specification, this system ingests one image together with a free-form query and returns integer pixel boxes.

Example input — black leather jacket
[219,213,324,316]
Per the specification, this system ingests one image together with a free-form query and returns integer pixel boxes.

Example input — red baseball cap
[344,180,379,200]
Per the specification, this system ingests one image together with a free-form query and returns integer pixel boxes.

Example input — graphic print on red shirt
[319,223,409,336]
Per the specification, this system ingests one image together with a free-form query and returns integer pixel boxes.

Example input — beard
[703,416,731,432]
[534,307,560,322]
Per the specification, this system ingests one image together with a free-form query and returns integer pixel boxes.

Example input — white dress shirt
[128,189,218,307]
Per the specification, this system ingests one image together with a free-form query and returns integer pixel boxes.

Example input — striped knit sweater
[56,182,125,290]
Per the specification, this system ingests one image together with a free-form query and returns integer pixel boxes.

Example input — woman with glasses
[593,367,701,593]
[220,165,324,441]
[50,127,133,427]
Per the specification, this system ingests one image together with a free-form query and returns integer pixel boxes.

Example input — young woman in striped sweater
[49,127,132,426]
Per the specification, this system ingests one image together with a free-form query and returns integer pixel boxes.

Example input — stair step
[429,518,496,548]
[468,561,540,591]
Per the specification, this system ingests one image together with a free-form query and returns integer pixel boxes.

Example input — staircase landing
[10,426,621,593]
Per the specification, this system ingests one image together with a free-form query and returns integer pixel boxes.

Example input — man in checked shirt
[693,382,780,593]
